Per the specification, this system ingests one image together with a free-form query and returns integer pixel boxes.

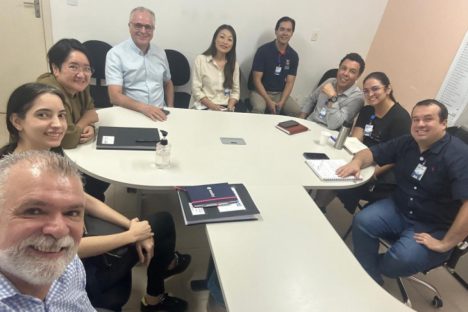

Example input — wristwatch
[328,95,338,103]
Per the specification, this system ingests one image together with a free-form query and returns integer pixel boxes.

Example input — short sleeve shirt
[355,103,411,147]
[370,133,468,231]
[106,38,171,107]
[251,40,299,92]
[0,256,95,311]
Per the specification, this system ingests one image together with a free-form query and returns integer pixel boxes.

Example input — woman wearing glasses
[37,38,110,203]
[316,72,411,214]
[191,25,240,111]
[37,38,98,149]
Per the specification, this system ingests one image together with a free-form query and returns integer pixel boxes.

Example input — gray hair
[0,151,82,207]
[129,6,155,23]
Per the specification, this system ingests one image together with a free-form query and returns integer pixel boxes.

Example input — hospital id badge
[274,66,282,75]
[411,163,427,181]
[364,124,373,137]
[319,107,327,119]
[224,88,231,96]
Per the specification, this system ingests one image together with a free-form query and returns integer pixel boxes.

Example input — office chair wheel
[431,296,443,308]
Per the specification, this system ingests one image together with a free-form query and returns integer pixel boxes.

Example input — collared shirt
[37,73,95,149]
[302,78,364,130]
[191,54,240,108]
[106,38,171,107]
[370,133,468,232]
[251,40,299,92]
[0,256,95,311]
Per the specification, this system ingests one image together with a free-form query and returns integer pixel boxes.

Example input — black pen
[135,139,158,143]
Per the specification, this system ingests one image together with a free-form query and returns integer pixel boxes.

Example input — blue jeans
[352,198,452,284]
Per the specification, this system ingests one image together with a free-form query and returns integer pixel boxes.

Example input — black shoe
[164,252,191,279]
[140,294,188,312]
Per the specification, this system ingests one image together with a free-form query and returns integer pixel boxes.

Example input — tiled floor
[0,114,466,312]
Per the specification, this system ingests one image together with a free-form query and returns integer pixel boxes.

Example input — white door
[0,0,50,113]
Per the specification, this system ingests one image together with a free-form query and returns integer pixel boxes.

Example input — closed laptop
[96,126,159,150]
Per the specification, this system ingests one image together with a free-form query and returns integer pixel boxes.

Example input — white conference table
[64,107,412,312]
[65,106,373,190]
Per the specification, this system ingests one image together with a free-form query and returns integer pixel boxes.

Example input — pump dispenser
[155,130,171,168]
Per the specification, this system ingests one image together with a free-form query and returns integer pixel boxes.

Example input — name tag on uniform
[319,107,327,119]
[224,88,231,96]
[274,66,282,75]
[364,124,373,137]
[411,163,427,181]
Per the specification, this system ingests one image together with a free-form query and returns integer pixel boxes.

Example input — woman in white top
[191,25,240,111]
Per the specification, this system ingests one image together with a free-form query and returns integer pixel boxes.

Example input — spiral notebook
[305,159,361,181]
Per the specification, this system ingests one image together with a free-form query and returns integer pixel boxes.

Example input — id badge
[319,107,327,119]
[224,88,231,96]
[411,163,427,181]
[274,66,282,75]
[364,124,373,137]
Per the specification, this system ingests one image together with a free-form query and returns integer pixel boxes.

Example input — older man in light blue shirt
[106,7,174,121]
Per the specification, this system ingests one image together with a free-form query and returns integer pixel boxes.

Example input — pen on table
[135,139,158,143]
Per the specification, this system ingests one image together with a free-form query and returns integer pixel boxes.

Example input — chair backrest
[82,40,113,108]
[165,49,190,86]
[448,125,468,144]
[317,68,338,87]
[83,40,112,83]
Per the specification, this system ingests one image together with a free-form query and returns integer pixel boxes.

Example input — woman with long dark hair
[191,25,240,111]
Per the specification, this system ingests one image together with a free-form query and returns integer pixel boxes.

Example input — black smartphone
[303,152,329,160]
[162,109,170,115]
[278,120,299,128]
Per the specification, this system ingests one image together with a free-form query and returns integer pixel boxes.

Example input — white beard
[0,234,77,286]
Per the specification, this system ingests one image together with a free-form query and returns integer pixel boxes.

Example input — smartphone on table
[303,152,329,160]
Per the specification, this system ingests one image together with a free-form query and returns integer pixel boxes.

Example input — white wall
[50,0,387,103]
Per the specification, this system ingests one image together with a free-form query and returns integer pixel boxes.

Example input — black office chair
[317,68,338,87]
[165,49,191,109]
[83,40,113,108]
[386,125,468,308]
[447,125,468,142]
[382,236,468,308]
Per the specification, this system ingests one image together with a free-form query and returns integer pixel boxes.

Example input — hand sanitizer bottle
[155,130,171,169]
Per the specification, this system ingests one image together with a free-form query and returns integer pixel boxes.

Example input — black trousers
[83,173,110,202]
[336,182,396,214]
[83,212,176,311]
